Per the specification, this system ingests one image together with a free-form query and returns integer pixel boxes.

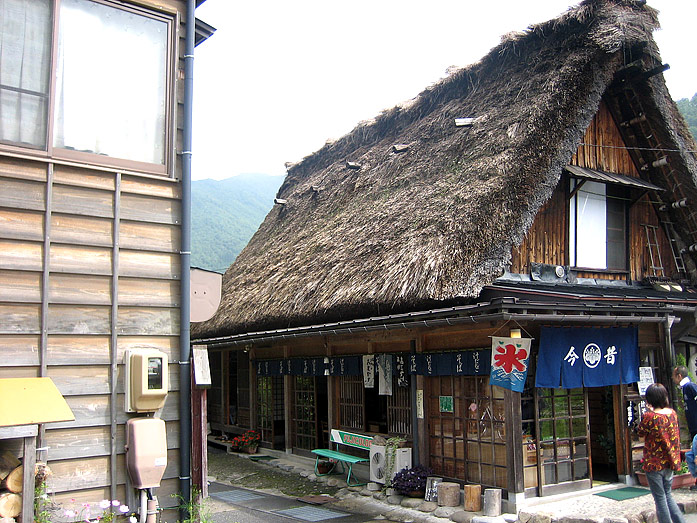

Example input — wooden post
[191,365,208,497]
[505,387,524,494]
[464,484,481,511]
[326,339,335,446]
[437,482,460,507]
[249,347,257,431]
[483,488,502,516]
[283,346,292,452]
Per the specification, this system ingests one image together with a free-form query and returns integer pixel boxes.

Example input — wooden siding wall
[0,0,188,514]
[511,101,675,280]
[0,156,183,506]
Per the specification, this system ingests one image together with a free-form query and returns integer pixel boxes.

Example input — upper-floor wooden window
[569,179,627,271]
[0,0,172,174]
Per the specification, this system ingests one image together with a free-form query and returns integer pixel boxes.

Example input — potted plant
[232,430,261,453]
[391,464,433,497]
[636,461,695,489]
[316,459,334,474]
[384,436,407,488]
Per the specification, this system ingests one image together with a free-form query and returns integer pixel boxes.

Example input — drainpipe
[180,0,194,519]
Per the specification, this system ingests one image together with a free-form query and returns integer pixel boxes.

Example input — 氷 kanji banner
[489,337,532,392]
[535,327,639,389]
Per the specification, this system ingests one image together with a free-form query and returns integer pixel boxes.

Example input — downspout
[180,0,194,518]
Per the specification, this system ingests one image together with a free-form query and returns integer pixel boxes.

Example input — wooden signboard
[425,476,443,502]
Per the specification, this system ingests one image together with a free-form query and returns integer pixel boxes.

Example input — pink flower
[99,500,111,510]
[119,505,130,513]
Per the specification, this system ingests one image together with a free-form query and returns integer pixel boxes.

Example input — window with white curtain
[0,0,52,148]
[0,0,170,168]
[54,0,167,165]
[569,179,627,270]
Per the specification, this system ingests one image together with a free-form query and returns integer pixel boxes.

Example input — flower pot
[317,461,333,474]
[406,489,425,498]
[243,445,258,454]
[636,471,695,489]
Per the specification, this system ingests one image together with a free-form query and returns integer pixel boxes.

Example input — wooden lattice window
[236,351,250,428]
[257,377,273,444]
[208,351,223,426]
[387,380,412,436]
[428,375,507,487]
[339,375,364,431]
[291,376,317,450]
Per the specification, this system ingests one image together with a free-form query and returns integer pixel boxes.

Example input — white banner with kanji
[490,337,532,392]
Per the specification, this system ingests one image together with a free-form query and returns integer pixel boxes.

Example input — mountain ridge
[191,173,284,272]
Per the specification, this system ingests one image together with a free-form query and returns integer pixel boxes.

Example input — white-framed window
[569,179,627,270]
[0,0,52,148]
[0,0,172,173]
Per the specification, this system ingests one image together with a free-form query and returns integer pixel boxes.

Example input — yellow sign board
[0,378,75,427]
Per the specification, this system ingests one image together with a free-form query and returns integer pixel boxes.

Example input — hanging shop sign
[256,359,285,376]
[638,366,654,396]
[327,356,362,376]
[395,355,409,386]
[408,350,490,376]
[377,354,394,396]
[255,357,326,376]
[535,327,639,388]
[255,349,493,379]
[489,336,532,393]
[363,355,375,388]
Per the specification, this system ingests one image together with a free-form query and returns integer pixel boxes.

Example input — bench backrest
[330,429,373,450]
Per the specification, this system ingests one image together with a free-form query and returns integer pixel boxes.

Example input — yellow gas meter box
[125,349,169,413]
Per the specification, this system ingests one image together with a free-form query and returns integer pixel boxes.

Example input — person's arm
[636,411,652,437]
[687,434,697,478]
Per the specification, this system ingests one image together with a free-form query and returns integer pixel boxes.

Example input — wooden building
[0,0,212,519]
[192,0,697,511]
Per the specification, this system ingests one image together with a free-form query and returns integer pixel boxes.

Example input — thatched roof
[194,0,697,339]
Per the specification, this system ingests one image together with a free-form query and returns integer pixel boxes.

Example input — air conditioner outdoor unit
[369,445,412,484]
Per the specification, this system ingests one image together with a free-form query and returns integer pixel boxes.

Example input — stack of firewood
[0,450,51,522]
[0,450,23,521]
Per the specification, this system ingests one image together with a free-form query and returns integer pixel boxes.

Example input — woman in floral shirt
[636,383,685,523]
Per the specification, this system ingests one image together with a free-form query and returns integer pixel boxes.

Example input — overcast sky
[191,0,696,181]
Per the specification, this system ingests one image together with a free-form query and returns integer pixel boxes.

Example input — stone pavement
[207,448,697,523]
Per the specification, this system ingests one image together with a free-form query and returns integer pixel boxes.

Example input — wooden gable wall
[0,0,189,515]
[510,101,675,281]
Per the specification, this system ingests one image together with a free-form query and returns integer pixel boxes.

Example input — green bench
[312,429,373,486]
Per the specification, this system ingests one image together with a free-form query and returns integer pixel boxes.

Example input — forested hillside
[192,174,284,272]
[677,93,697,141]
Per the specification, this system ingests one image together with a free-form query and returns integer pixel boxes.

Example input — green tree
[676,93,697,141]
[191,174,284,273]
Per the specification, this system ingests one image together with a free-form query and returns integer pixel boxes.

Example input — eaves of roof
[192,294,692,348]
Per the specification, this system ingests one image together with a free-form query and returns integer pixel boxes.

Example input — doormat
[594,487,650,501]
[297,494,336,505]
[248,454,274,461]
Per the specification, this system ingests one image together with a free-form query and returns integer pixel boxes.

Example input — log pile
[0,451,22,521]
[0,450,51,522]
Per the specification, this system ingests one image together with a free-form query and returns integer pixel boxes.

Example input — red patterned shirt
[637,409,681,472]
